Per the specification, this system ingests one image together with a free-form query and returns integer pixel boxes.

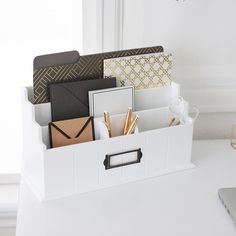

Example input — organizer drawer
[22,85,195,201]
[34,124,193,201]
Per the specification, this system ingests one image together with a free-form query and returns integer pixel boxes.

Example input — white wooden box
[22,83,195,201]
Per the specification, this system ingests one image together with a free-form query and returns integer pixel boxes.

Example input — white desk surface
[16,140,236,236]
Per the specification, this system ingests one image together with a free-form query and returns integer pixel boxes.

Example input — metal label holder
[104,148,143,170]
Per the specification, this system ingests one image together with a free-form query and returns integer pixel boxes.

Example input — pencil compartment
[94,113,139,140]
[94,108,171,141]
[94,105,195,141]
[22,84,196,202]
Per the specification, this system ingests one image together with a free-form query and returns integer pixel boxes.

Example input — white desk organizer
[22,83,196,201]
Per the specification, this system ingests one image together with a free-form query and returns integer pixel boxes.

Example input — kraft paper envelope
[49,117,95,148]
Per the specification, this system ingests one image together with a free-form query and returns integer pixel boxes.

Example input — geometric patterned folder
[33,46,164,104]
[104,53,172,90]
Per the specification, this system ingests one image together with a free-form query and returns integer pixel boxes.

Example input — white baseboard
[182,87,236,139]
[0,228,16,236]
[0,184,18,231]
[0,174,20,185]
[182,87,236,113]
[0,215,16,228]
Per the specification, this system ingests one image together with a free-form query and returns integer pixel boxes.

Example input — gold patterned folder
[103,53,172,90]
[33,46,164,104]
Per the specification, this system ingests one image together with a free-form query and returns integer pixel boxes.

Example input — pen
[168,117,175,127]
[123,107,133,135]
[126,115,139,135]
[104,111,112,138]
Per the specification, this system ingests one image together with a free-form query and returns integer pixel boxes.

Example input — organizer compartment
[135,83,179,111]
[22,84,195,202]
[94,113,139,140]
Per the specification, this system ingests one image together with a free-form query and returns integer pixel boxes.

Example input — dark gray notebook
[50,77,116,121]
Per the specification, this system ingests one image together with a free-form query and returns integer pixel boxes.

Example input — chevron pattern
[33,46,164,104]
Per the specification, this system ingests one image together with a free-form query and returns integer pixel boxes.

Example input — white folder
[89,86,134,117]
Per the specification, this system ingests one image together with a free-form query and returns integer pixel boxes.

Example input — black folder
[50,77,116,121]
[34,50,80,70]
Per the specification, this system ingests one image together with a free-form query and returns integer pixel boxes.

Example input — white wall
[82,0,102,54]
[83,0,236,139]
[0,0,83,233]
[0,0,83,175]
[140,0,236,139]
[122,0,236,88]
